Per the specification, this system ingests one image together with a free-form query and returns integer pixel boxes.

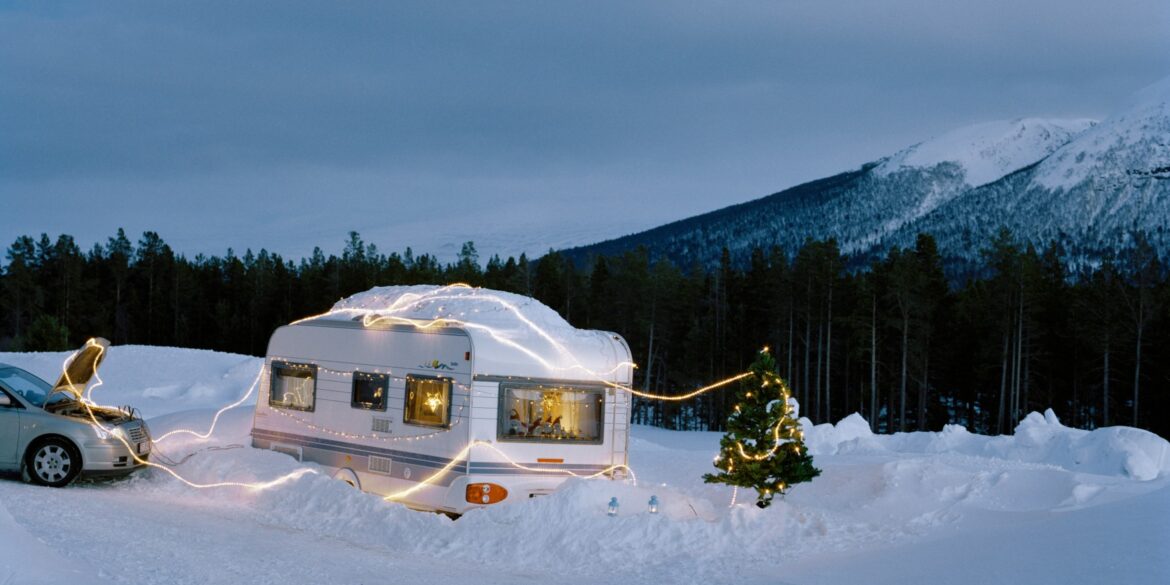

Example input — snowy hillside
[893,78,1170,259]
[1,346,1168,585]
[1034,77,1170,191]
[563,78,1169,269]
[875,118,1094,188]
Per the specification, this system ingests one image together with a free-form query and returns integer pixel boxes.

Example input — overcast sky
[3,0,1168,261]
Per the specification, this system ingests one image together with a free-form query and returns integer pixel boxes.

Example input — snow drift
[803,410,1170,481]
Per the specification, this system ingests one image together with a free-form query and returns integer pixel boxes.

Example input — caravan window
[498,384,604,444]
[351,372,388,411]
[403,375,451,428]
[269,361,316,412]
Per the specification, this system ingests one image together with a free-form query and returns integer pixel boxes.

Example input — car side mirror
[0,394,12,407]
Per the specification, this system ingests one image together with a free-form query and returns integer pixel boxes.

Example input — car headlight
[95,426,126,441]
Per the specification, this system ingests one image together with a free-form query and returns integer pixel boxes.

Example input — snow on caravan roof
[308,284,633,384]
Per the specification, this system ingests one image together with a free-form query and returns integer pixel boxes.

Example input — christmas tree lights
[704,349,820,508]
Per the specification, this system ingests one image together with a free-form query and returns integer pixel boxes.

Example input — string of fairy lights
[711,351,807,502]
[62,340,318,490]
[63,284,794,506]
[265,362,474,443]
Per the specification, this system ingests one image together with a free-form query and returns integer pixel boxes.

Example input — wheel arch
[332,467,362,490]
[23,433,85,472]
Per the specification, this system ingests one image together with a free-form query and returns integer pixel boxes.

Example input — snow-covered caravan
[250,285,634,514]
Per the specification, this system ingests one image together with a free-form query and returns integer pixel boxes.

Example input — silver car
[0,338,151,487]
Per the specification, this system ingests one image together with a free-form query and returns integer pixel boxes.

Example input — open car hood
[52,337,110,395]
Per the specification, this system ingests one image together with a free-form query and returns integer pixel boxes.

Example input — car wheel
[26,437,82,487]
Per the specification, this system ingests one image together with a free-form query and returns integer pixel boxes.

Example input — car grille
[126,425,147,442]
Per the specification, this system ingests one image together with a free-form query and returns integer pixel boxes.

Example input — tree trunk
[804,282,812,413]
[815,319,824,421]
[643,322,655,393]
[870,294,878,433]
[1133,308,1143,427]
[899,314,908,433]
[787,303,794,383]
[1022,331,1030,420]
[1013,300,1024,428]
[147,270,155,344]
[826,283,833,422]
[918,348,929,430]
[1103,334,1111,427]
[998,332,1009,434]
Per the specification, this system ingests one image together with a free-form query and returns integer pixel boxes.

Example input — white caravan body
[250,285,633,515]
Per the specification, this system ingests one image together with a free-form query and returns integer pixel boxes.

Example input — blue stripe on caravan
[252,428,468,473]
[469,463,611,472]
[252,428,613,476]
[253,437,463,488]
[467,467,613,476]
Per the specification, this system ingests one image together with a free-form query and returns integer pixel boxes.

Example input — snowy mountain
[892,78,1170,261]
[875,118,1095,188]
[1034,77,1170,191]
[562,79,1170,269]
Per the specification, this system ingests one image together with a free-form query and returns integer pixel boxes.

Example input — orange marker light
[466,482,508,504]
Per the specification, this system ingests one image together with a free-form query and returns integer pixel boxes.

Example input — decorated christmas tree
[704,349,820,508]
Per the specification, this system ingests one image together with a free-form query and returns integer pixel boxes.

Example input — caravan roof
[300,285,633,385]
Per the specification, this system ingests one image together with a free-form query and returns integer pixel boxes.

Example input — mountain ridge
[561,78,1170,271]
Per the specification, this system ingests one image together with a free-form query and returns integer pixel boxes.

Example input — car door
[0,388,20,467]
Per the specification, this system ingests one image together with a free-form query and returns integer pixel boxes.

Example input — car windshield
[0,366,61,408]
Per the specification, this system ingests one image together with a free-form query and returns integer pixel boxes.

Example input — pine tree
[704,349,820,508]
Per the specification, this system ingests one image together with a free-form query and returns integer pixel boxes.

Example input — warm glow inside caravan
[404,375,451,427]
[500,385,603,442]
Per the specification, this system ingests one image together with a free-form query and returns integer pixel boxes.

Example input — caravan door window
[403,375,451,428]
[269,361,316,412]
[499,384,604,443]
[351,371,388,411]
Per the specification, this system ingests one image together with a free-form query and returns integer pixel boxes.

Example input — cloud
[2,0,1168,259]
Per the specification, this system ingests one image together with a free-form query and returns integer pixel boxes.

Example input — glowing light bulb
[424,392,443,413]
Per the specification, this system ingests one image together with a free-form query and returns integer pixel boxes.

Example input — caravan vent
[371,417,392,433]
[368,455,392,475]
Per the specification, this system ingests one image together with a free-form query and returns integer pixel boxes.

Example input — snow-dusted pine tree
[704,349,820,508]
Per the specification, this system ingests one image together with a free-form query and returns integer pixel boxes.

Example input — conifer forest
[3,228,1167,439]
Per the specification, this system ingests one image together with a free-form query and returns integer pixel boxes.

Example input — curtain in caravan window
[269,362,317,412]
[499,385,604,443]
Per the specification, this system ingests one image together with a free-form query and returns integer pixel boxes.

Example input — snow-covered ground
[1,346,1167,585]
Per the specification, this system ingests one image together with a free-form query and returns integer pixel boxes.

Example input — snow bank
[0,346,262,419]
[1006,410,1170,481]
[803,409,1170,481]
